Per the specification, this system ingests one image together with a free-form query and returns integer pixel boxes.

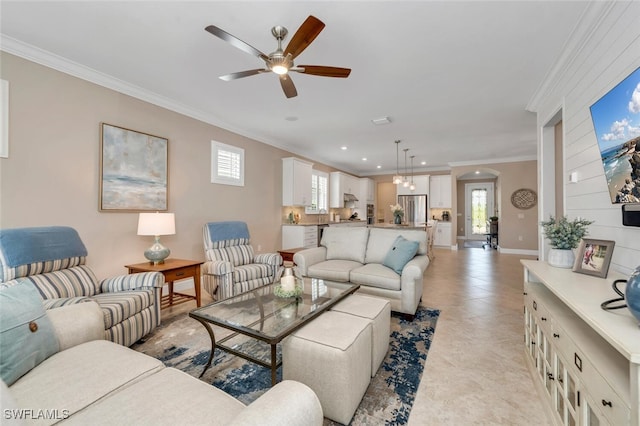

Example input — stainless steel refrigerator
[397,194,428,225]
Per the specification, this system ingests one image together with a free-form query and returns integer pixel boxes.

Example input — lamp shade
[137,213,175,236]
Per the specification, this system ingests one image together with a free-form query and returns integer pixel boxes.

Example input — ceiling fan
[205,15,351,98]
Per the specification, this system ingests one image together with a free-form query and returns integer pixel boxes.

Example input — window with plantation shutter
[211,141,244,186]
[306,170,328,214]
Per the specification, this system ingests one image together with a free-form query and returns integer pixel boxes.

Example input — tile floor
[159,245,550,425]
[408,246,550,425]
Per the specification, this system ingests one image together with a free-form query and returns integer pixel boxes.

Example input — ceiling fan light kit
[205,15,351,98]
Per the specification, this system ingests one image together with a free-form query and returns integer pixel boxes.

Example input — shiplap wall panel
[536,2,640,274]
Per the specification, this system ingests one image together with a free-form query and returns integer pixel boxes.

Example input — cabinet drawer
[531,297,552,334]
[163,266,197,283]
[581,356,630,425]
[551,321,579,368]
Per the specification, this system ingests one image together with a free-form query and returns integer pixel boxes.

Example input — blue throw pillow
[383,235,420,274]
[0,279,59,385]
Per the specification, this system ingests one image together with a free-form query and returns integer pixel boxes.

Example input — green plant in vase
[541,215,594,268]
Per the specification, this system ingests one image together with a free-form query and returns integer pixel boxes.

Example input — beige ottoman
[282,311,372,425]
[331,294,391,377]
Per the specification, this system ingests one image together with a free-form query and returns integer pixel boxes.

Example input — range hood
[343,193,359,202]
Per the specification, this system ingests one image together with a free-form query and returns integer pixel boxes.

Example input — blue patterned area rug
[133,306,439,425]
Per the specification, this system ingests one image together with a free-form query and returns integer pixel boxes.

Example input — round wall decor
[511,188,537,209]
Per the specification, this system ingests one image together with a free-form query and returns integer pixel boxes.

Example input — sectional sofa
[294,226,429,317]
[0,287,323,425]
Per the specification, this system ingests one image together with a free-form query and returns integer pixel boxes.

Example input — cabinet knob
[553,333,560,338]
[523,292,528,295]
[541,317,547,321]
[547,373,554,381]
[601,400,612,408]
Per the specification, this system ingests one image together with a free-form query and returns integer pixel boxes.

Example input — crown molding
[0,35,298,152]
[526,1,619,113]
[448,155,537,168]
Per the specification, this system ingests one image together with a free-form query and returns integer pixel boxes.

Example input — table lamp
[137,212,175,265]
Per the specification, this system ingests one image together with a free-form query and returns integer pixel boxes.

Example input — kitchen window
[306,170,328,214]
[211,141,244,186]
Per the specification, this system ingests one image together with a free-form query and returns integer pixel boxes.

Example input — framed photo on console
[573,238,615,278]
[99,123,168,212]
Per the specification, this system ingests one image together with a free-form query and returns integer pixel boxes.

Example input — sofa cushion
[322,227,369,264]
[349,264,401,291]
[308,260,363,282]
[61,368,245,426]
[383,235,420,274]
[364,228,427,264]
[10,340,164,426]
[92,289,154,329]
[0,279,59,386]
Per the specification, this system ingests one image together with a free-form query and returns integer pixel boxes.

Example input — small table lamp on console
[137,212,175,265]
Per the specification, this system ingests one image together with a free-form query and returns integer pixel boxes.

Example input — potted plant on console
[541,215,594,268]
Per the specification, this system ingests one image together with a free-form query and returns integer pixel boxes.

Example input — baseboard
[498,248,538,256]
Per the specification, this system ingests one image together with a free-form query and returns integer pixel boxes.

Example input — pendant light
[409,155,416,191]
[402,148,410,187]
[392,140,403,184]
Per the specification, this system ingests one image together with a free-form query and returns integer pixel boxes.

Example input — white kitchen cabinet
[282,225,318,249]
[433,222,451,247]
[397,175,430,196]
[282,157,313,206]
[429,175,452,208]
[522,260,639,426]
[330,171,360,208]
[360,178,375,204]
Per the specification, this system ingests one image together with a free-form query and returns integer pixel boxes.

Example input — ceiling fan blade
[294,65,351,78]
[283,15,325,60]
[205,25,269,61]
[219,69,269,81]
[279,74,298,98]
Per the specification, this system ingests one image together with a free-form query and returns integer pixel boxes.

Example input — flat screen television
[589,66,640,204]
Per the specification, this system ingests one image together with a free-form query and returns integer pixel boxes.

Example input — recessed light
[341,146,347,150]
[421,161,426,165]
[475,170,480,174]
[377,165,382,169]
[362,157,367,161]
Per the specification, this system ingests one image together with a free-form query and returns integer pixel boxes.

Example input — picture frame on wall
[573,238,615,278]
[99,123,168,212]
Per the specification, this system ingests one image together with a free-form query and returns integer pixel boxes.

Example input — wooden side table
[277,247,305,265]
[125,258,204,309]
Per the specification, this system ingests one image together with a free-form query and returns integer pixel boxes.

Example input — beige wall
[0,52,333,278]
[451,161,538,251]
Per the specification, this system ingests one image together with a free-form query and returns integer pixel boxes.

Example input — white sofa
[294,227,429,317]
[1,295,323,425]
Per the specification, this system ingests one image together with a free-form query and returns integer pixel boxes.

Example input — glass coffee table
[189,278,359,385]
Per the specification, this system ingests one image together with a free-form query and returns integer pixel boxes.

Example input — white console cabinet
[521,260,639,426]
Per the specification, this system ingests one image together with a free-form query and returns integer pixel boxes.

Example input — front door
[465,183,494,240]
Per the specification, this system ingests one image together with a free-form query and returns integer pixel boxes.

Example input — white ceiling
[0,1,592,176]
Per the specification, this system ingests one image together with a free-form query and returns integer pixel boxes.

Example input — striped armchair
[0,226,164,347]
[202,221,282,300]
